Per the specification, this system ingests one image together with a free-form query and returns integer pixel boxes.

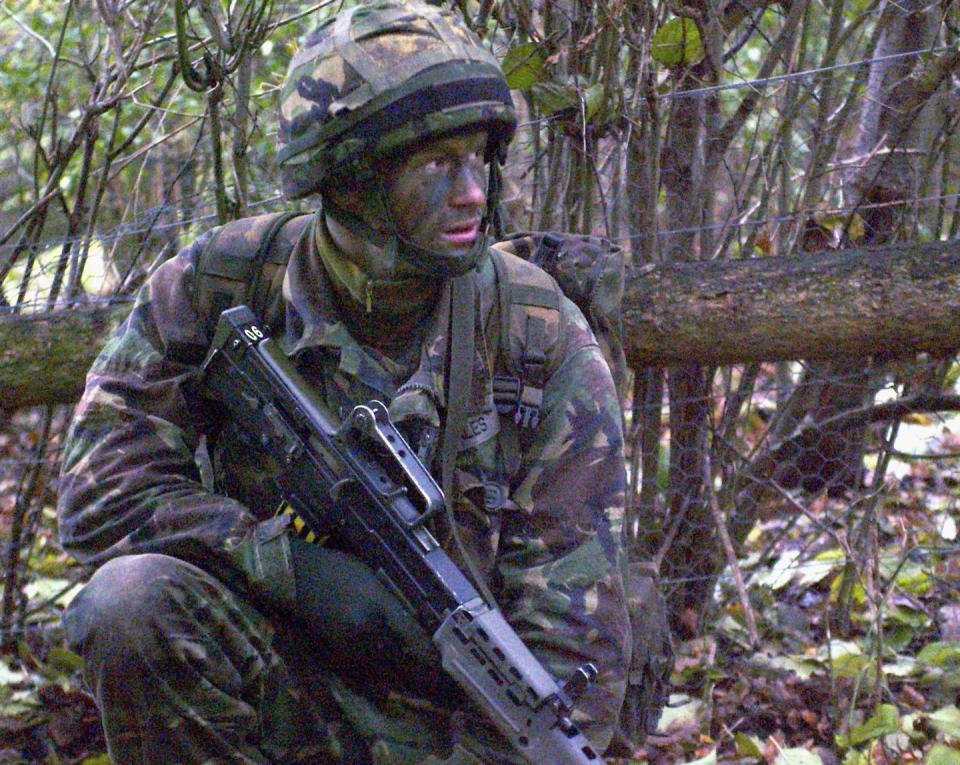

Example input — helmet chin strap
[321,161,502,279]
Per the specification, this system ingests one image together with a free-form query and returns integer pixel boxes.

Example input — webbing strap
[523,315,547,371]
[417,4,471,62]
[488,248,522,476]
[195,211,304,340]
[332,8,390,92]
[441,274,495,606]
[489,249,513,363]
[248,211,303,316]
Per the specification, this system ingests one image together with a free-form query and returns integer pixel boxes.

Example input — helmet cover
[278,0,517,199]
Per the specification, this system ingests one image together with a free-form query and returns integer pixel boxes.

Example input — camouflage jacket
[58,212,630,750]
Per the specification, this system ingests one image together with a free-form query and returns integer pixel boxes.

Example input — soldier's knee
[63,554,194,661]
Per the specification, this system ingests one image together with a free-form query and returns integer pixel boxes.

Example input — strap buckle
[515,402,540,429]
[493,375,521,415]
[493,374,542,429]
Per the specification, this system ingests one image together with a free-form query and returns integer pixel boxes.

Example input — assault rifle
[201,305,604,765]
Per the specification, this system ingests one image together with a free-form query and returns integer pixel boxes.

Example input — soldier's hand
[288,536,453,698]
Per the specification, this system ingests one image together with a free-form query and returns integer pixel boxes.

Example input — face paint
[425,172,452,211]
[385,131,489,257]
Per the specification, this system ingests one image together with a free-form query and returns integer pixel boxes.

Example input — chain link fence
[3,0,960,760]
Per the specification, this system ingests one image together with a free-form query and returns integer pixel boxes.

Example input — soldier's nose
[450,165,486,209]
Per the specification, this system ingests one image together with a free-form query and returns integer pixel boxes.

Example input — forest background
[3,0,960,763]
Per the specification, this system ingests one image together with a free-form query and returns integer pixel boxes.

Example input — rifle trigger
[329,477,359,504]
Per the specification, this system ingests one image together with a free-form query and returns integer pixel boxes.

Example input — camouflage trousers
[63,554,523,765]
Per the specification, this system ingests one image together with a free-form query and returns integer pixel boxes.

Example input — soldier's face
[384,131,488,256]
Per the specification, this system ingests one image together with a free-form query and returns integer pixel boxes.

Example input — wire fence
[3,349,960,589]
[3,4,960,758]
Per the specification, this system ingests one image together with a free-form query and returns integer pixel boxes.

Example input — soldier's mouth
[442,221,480,245]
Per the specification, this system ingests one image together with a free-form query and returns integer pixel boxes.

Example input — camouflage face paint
[385,131,488,258]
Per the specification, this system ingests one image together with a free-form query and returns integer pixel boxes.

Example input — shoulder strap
[194,211,306,337]
[248,211,304,315]
[440,273,497,607]
[488,247,563,432]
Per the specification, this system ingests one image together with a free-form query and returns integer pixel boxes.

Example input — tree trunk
[5,239,960,408]
[793,0,943,497]
[657,63,714,634]
[622,238,960,366]
[0,304,129,412]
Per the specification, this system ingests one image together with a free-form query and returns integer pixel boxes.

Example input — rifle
[201,305,605,765]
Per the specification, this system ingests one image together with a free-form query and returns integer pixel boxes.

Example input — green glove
[288,535,454,698]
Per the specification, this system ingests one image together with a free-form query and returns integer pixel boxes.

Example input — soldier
[58,2,636,763]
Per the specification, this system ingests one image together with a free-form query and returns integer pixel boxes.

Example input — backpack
[487,233,672,757]
[193,211,672,754]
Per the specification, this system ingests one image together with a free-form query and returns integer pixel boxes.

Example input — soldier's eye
[421,158,446,173]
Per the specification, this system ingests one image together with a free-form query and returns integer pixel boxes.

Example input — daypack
[193,211,672,754]
[489,232,672,757]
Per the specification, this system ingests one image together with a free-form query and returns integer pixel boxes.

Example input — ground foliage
[3,400,960,764]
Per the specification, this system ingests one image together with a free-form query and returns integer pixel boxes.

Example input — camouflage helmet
[277,0,517,199]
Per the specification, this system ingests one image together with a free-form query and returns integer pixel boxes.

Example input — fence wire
[4,6,960,758]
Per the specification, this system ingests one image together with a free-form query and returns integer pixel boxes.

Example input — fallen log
[624,238,960,366]
[4,239,960,409]
[1,303,130,411]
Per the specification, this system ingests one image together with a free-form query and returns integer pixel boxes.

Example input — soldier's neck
[318,214,440,350]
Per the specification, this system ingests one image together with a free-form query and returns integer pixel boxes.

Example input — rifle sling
[440,273,495,607]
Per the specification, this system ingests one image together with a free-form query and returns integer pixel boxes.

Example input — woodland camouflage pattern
[491,234,628,404]
[278,1,515,199]
[59,211,632,764]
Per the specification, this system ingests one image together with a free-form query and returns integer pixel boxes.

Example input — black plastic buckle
[492,375,521,415]
[515,402,541,429]
[533,232,564,268]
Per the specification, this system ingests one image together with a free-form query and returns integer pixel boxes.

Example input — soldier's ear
[323,180,393,237]
[324,183,369,219]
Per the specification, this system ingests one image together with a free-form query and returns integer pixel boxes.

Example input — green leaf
[894,560,932,595]
[45,647,84,675]
[735,732,763,757]
[927,744,960,765]
[531,81,576,115]
[929,706,960,739]
[24,576,72,601]
[502,43,546,90]
[883,656,919,678]
[80,756,113,765]
[531,80,607,123]
[885,624,920,652]
[886,604,930,628]
[582,83,604,122]
[794,548,845,587]
[829,574,866,606]
[685,750,717,765]
[919,642,960,667]
[651,17,705,67]
[819,640,870,679]
[774,748,823,765]
[751,549,801,590]
[837,704,899,747]
[883,606,930,651]
[750,651,821,680]
[0,698,41,716]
